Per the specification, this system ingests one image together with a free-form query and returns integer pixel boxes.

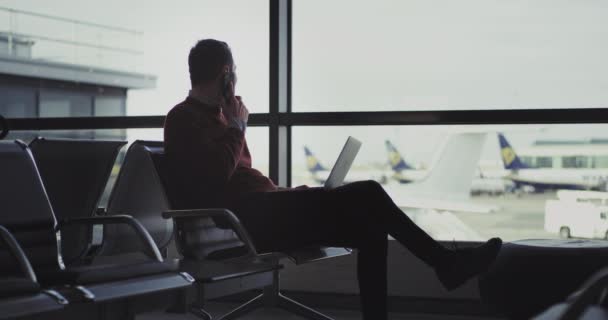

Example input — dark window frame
[3,0,608,187]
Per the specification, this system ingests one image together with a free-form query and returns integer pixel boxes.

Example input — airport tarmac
[403,192,559,242]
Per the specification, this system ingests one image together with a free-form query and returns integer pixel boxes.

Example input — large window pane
[1,0,269,116]
[94,96,125,117]
[40,90,93,117]
[292,124,608,241]
[0,84,36,118]
[38,90,94,139]
[293,0,608,111]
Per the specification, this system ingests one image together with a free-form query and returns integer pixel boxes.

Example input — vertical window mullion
[269,0,292,187]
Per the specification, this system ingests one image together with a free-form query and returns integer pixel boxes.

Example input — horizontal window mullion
[279,108,608,126]
[5,114,272,131]
[5,108,608,131]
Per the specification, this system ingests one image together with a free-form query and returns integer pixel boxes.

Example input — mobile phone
[222,70,235,102]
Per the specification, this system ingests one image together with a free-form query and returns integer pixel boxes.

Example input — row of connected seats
[98,140,352,320]
[0,139,195,320]
[1,137,351,320]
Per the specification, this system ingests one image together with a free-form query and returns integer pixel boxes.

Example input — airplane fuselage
[508,168,608,191]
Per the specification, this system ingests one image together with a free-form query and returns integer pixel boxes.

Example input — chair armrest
[0,225,37,282]
[163,208,258,258]
[59,215,163,262]
[282,246,353,265]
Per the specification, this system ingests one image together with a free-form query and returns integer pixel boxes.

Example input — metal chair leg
[190,306,213,320]
[277,293,335,320]
[217,293,265,320]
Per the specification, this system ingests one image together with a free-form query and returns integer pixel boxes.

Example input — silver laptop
[324,136,362,189]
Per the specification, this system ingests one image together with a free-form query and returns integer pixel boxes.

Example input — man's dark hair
[188,39,234,86]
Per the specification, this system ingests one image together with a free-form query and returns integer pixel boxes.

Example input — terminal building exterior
[0,9,155,140]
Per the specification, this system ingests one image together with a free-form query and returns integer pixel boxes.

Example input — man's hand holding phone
[223,80,249,132]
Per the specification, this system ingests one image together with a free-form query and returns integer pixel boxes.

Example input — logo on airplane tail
[497,133,528,170]
[501,147,517,166]
[304,146,327,173]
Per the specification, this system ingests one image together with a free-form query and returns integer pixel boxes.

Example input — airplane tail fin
[498,133,528,170]
[385,140,414,172]
[304,146,327,173]
[408,132,487,201]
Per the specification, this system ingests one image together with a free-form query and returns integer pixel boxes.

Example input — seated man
[164,39,502,320]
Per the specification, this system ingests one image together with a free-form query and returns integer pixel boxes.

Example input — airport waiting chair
[0,225,67,319]
[132,140,351,320]
[479,239,608,319]
[102,141,175,257]
[99,141,277,319]
[533,266,608,320]
[29,137,127,264]
[0,140,194,319]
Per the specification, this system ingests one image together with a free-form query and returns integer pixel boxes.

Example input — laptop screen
[324,136,362,189]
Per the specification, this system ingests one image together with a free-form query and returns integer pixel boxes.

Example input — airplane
[385,139,510,195]
[383,132,499,214]
[384,140,426,183]
[304,146,328,184]
[498,133,608,192]
[303,146,388,185]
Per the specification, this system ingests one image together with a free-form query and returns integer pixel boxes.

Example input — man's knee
[363,179,383,189]
[361,180,389,202]
[345,180,384,195]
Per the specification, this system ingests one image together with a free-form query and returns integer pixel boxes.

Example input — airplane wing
[386,193,499,213]
[384,132,499,214]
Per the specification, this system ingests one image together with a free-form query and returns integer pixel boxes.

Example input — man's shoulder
[167,99,211,127]
[165,98,223,133]
[167,98,196,118]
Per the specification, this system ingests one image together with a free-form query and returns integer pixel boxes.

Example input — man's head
[188,39,234,87]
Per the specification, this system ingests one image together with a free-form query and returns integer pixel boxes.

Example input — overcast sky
[2,0,608,172]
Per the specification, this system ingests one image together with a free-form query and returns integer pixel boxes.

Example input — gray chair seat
[39,260,177,285]
[204,245,249,260]
[178,259,279,283]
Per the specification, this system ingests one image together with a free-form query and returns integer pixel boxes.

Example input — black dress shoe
[435,237,502,291]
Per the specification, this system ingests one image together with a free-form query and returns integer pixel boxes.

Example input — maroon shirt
[163,97,277,209]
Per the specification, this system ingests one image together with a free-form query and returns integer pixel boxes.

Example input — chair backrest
[0,141,62,275]
[150,147,247,261]
[103,141,173,255]
[28,137,126,263]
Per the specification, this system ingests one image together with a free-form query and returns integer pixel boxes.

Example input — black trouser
[228,180,449,320]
